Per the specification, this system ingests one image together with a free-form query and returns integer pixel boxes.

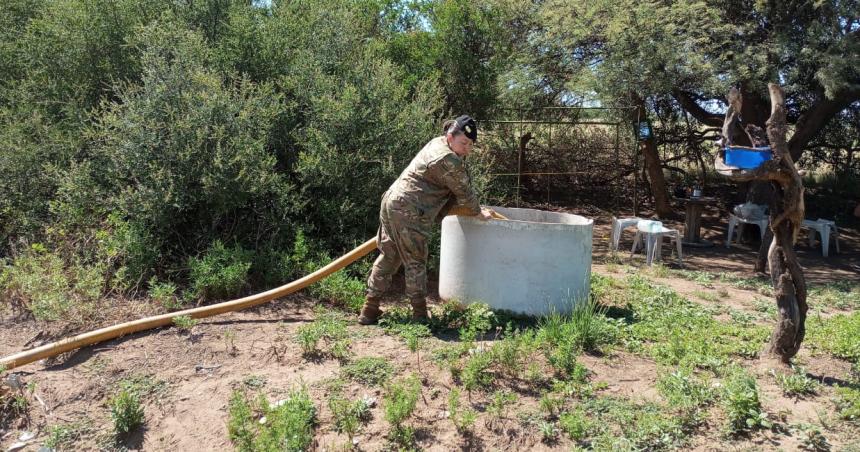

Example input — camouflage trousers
[366,191,432,302]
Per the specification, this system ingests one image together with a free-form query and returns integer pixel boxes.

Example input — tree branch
[788,86,860,161]
[672,90,724,127]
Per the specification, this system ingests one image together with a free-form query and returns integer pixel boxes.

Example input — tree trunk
[723,84,807,364]
[630,93,672,218]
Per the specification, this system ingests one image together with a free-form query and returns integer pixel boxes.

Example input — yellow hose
[0,208,508,372]
[0,238,378,371]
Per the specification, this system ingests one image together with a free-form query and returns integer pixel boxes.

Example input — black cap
[453,115,477,142]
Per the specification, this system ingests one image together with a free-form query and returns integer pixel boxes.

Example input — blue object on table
[724,146,772,169]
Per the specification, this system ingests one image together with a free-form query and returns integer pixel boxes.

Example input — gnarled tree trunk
[722,84,807,363]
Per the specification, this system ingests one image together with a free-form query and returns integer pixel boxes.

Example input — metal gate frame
[478,106,640,215]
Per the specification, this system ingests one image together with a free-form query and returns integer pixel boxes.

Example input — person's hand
[478,207,494,221]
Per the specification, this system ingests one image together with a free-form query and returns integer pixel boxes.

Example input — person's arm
[438,155,481,215]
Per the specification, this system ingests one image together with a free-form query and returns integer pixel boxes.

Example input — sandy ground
[1,212,858,451]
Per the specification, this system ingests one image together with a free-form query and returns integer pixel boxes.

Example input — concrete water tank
[438,207,593,317]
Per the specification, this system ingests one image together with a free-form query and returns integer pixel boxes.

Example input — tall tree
[504,0,859,217]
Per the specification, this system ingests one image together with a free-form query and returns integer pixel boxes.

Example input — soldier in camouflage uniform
[360,115,493,324]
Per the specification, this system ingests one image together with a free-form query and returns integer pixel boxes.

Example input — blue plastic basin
[724,147,771,169]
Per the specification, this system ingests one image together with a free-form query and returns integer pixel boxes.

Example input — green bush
[383,374,421,444]
[294,308,351,359]
[328,393,371,440]
[559,408,592,441]
[110,389,145,435]
[188,241,253,301]
[0,244,102,321]
[227,387,317,452]
[771,367,819,398]
[721,369,770,433]
[148,278,181,310]
[448,388,477,433]
[342,357,395,386]
[835,386,860,421]
[807,312,860,362]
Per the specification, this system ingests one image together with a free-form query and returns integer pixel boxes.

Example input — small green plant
[559,408,592,441]
[693,290,718,302]
[342,357,394,386]
[148,277,181,310]
[110,388,145,435]
[772,366,819,398]
[487,389,517,419]
[448,387,477,433]
[539,392,564,418]
[383,374,421,446]
[242,375,267,389]
[328,393,371,441]
[404,328,424,373]
[538,420,558,442]
[224,329,237,355]
[294,308,351,359]
[187,240,252,301]
[458,303,497,342]
[172,314,199,331]
[834,386,860,421]
[793,423,831,451]
[227,387,317,452]
[657,368,714,413]
[461,349,494,392]
[721,369,771,433]
[45,420,93,449]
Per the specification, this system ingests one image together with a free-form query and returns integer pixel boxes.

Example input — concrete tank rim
[449,206,594,231]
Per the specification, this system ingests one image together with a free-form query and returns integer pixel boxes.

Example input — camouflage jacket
[384,136,481,226]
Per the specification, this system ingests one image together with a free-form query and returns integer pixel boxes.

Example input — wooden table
[677,196,717,247]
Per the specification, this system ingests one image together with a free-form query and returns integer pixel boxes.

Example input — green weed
[448,387,477,433]
[807,311,860,362]
[693,290,718,302]
[45,420,94,449]
[328,393,371,441]
[772,367,819,398]
[538,420,558,442]
[341,357,394,386]
[657,368,714,412]
[110,388,145,435]
[383,374,421,447]
[717,272,773,296]
[721,368,771,434]
[461,349,494,392]
[559,408,592,441]
[187,240,252,301]
[148,277,182,310]
[674,269,716,287]
[294,307,352,359]
[227,387,316,452]
[172,314,199,331]
[487,389,517,419]
[807,281,860,311]
[834,386,860,421]
[0,244,102,322]
[580,396,689,450]
[242,375,267,389]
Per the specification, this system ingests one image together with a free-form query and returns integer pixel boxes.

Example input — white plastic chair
[610,216,644,251]
[631,220,683,265]
[726,203,769,248]
[801,219,840,257]
[726,215,769,248]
